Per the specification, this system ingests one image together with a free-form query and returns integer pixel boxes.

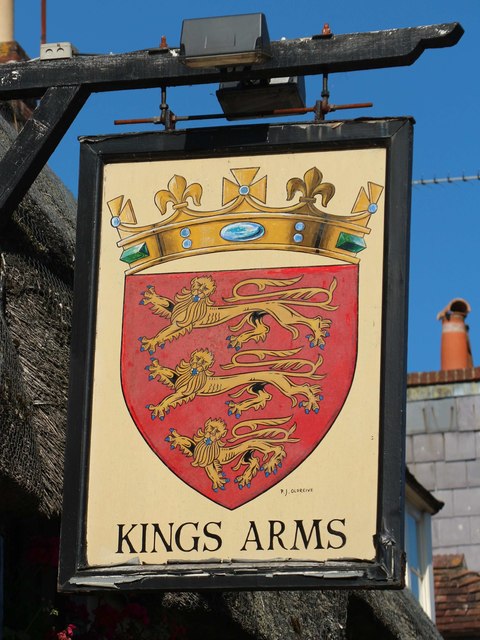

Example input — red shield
[121,264,357,509]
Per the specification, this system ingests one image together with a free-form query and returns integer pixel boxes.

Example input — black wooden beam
[0,23,463,100]
[0,22,463,225]
[0,85,88,223]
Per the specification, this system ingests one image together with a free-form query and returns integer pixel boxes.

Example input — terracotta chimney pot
[437,298,473,371]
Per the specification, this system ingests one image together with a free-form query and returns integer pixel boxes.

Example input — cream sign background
[85,148,386,566]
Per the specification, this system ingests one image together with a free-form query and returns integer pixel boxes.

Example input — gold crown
[108,167,383,274]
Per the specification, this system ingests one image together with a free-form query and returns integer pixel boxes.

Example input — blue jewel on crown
[220,222,265,242]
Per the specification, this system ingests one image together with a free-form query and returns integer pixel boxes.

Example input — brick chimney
[437,298,473,371]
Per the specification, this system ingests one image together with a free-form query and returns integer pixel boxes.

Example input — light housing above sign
[216,76,306,120]
[180,14,271,68]
[60,118,413,591]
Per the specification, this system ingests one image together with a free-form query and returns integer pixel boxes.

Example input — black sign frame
[59,118,412,591]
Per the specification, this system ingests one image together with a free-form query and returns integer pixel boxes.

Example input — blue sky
[13,0,480,373]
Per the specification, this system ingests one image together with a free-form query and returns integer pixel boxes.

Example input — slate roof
[434,554,480,638]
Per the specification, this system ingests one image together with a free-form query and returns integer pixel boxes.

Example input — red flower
[56,623,76,640]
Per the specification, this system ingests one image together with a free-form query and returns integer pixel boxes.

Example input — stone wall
[406,378,480,571]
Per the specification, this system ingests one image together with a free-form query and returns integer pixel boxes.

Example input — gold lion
[139,274,336,354]
[145,347,324,420]
[165,416,299,491]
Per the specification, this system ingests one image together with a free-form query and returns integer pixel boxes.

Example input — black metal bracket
[0,22,463,223]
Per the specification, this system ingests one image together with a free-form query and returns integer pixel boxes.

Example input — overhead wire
[412,173,480,186]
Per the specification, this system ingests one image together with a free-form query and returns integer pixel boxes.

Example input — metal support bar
[0,23,463,100]
[0,84,88,225]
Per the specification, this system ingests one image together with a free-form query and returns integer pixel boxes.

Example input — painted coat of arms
[109,166,383,510]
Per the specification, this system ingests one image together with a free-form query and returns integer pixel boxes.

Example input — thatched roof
[0,111,75,516]
[153,588,443,639]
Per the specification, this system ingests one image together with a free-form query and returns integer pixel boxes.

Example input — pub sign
[60,118,412,590]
